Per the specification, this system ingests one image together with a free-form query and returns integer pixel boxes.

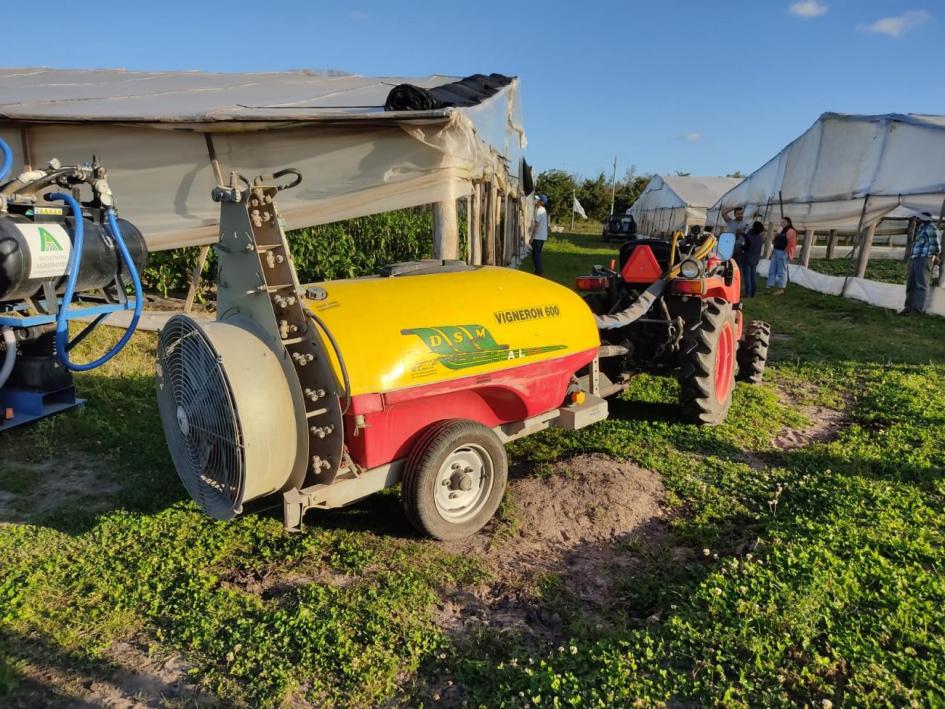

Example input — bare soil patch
[0,457,119,526]
[773,386,845,451]
[4,638,213,709]
[219,565,357,600]
[436,454,670,643]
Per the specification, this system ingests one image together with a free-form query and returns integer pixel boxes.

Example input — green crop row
[141,208,437,298]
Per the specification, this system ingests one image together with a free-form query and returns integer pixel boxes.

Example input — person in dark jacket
[738,221,765,298]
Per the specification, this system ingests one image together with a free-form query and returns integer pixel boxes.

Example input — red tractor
[576,231,770,425]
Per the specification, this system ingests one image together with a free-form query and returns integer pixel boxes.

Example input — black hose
[304,308,351,415]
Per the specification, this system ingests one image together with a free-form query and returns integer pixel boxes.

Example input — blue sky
[3,0,941,179]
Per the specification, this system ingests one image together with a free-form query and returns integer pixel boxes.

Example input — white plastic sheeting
[710,113,945,230]
[630,175,742,235]
[0,68,526,250]
[755,259,945,317]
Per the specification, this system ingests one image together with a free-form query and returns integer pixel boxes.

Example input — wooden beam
[502,193,511,266]
[183,245,210,314]
[800,228,815,267]
[855,222,877,278]
[469,183,481,265]
[825,229,838,260]
[484,182,496,266]
[903,219,916,263]
[763,223,777,259]
[433,198,459,260]
[184,134,225,313]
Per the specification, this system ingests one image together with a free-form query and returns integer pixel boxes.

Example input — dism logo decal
[402,324,565,370]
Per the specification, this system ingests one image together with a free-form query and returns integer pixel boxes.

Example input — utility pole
[571,188,576,231]
[609,155,618,216]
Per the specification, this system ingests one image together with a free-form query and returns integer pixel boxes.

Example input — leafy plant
[141,208,436,297]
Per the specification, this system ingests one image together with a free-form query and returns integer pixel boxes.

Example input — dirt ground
[5,639,213,709]
[0,457,119,526]
[437,454,671,643]
[1,385,847,707]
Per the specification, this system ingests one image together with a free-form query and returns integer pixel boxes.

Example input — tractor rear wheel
[737,320,771,384]
[678,298,738,426]
[401,419,508,541]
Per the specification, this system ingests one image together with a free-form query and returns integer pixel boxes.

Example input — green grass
[2,233,945,705]
[807,257,908,284]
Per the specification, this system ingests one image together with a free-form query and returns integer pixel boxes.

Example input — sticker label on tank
[18,224,72,279]
[401,324,565,372]
[493,304,560,324]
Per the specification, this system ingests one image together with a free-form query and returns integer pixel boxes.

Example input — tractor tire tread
[678,298,736,426]
[737,320,771,384]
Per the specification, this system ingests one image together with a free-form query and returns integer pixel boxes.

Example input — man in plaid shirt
[901,212,941,315]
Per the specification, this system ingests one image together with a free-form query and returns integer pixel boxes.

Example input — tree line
[535,168,651,223]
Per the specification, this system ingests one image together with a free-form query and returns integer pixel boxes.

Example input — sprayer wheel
[402,419,508,541]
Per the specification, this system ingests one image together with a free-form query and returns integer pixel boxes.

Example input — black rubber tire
[737,320,771,384]
[678,298,738,426]
[401,419,508,541]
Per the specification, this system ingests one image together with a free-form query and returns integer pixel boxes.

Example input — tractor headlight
[679,259,702,279]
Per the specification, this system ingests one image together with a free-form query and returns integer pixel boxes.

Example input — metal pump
[0,136,148,430]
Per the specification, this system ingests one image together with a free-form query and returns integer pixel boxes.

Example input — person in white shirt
[530,193,549,276]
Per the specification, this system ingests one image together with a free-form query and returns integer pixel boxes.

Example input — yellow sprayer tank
[156,178,609,539]
[306,266,600,469]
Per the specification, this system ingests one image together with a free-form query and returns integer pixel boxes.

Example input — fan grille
[156,317,245,519]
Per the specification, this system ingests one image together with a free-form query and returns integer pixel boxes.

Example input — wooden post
[19,125,33,171]
[184,134,226,314]
[825,229,838,260]
[903,219,915,263]
[855,222,877,279]
[800,228,815,267]
[469,183,481,265]
[433,197,459,260]
[183,245,210,313]
[764,223,777,259]
[502,192,511,266]
[484,182,496,266]
[570,189,575,231]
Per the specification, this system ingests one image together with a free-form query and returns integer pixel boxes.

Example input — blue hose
[0,136,12,182]
[48,193,143,371]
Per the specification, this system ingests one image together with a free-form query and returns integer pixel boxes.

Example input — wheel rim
[715,322,736,402]
[433,443,494,523]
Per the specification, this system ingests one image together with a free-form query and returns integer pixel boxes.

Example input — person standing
[530,194,549,276]
[767,217,797,295]
[740,221,765,298]
[723,206,747,238]
[901,212,941,315]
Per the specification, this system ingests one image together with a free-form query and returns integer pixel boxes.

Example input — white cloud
[351,9,369,20]
[682,132,702,143]
[860,10,931,38]
[789,1,828,19]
